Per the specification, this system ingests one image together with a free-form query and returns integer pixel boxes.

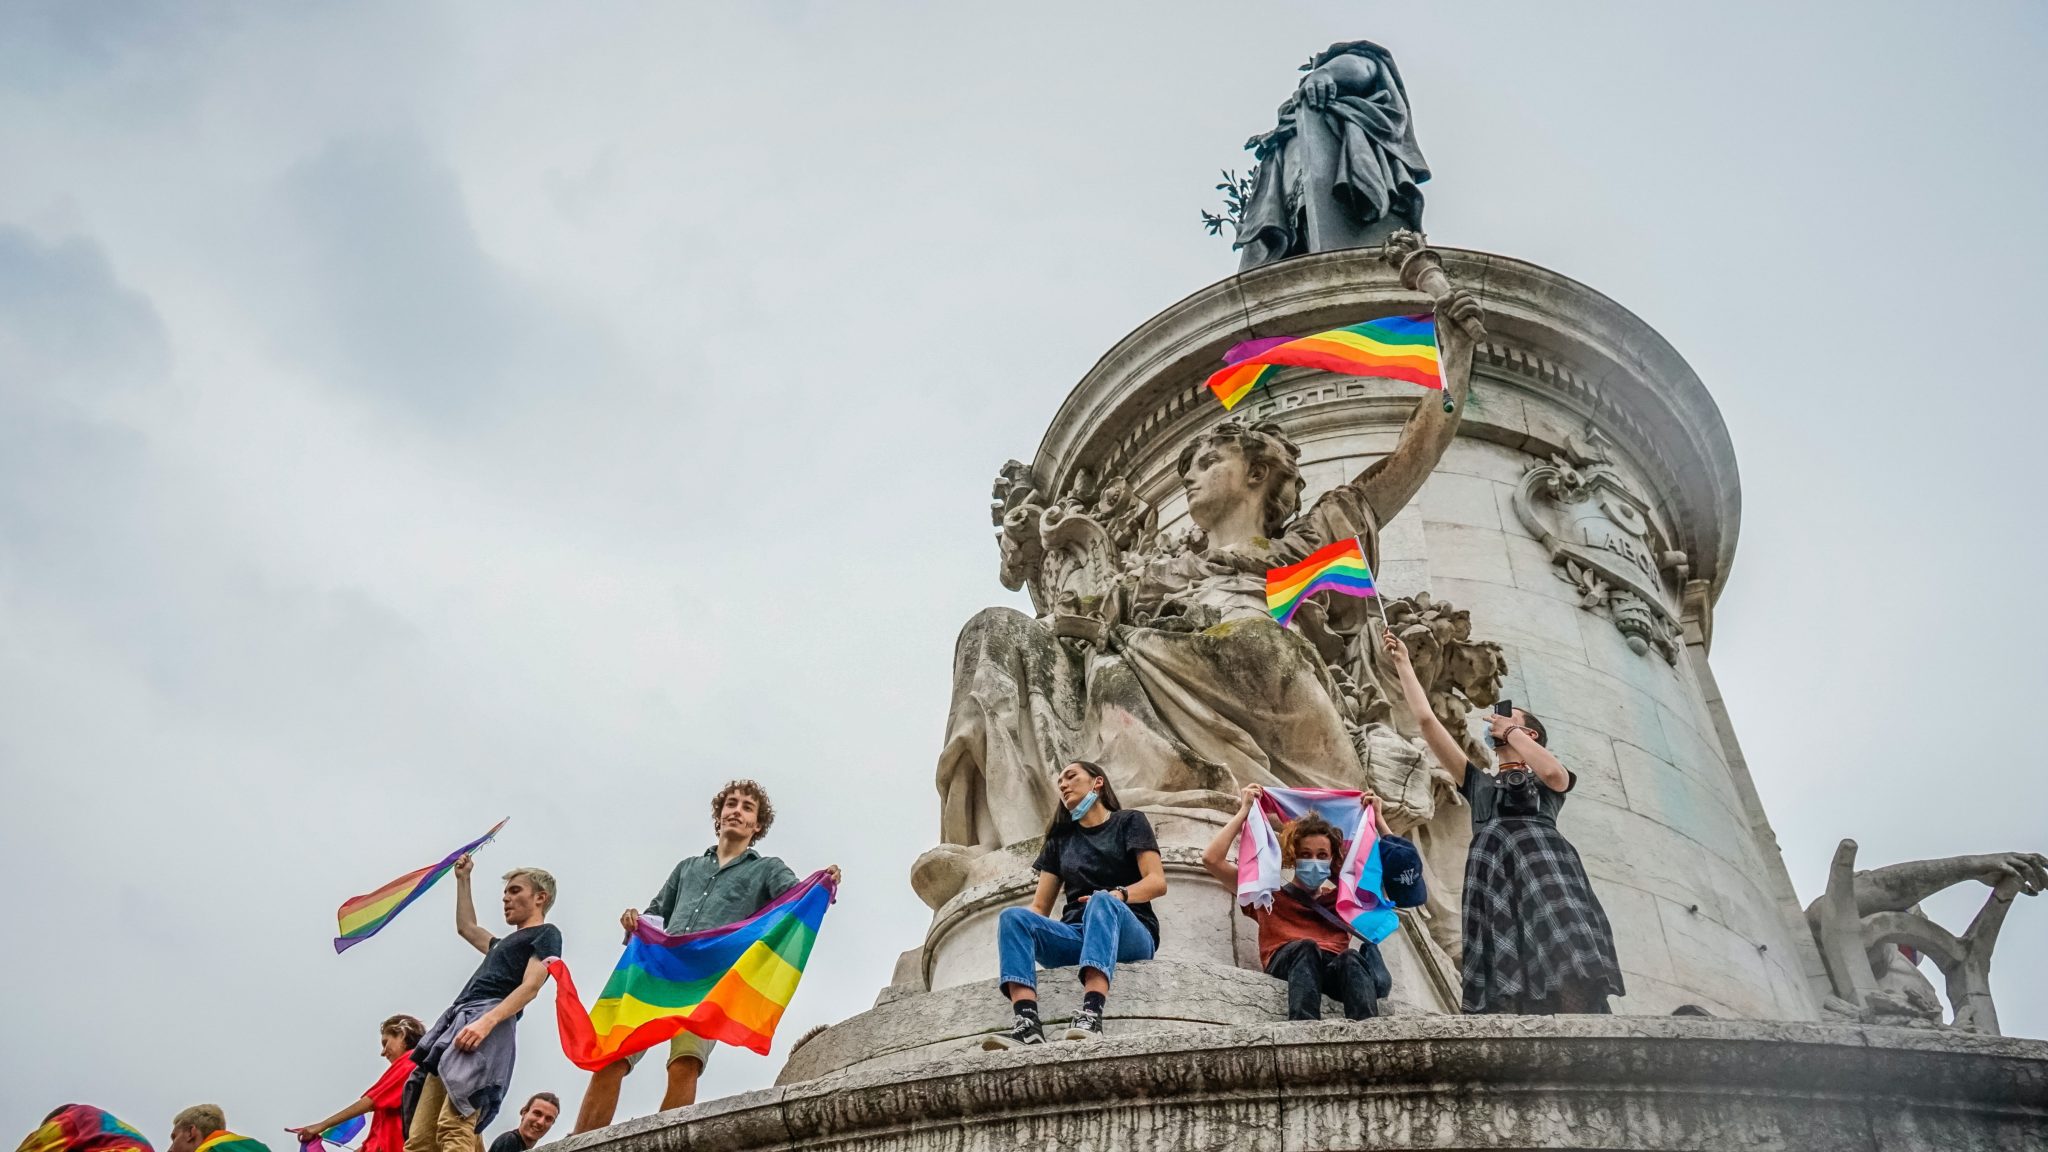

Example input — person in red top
[1203,784,1387,1021]
[289,1014,427,1152]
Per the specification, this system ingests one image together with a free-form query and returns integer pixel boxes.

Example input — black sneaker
[981,1012,1045,1050]
[1063,1007,1105,1041]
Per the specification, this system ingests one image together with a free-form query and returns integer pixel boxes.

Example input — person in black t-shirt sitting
[983,761,1166,1047]
[402,857,562,1152]
[482,1094,557,1152]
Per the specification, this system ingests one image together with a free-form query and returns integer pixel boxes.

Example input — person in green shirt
[570,779,840,1133]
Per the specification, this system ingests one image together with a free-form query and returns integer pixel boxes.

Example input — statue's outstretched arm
[1354,286,1481,524]
[1850,852,2048,915]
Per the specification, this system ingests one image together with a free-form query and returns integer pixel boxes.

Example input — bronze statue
[1233,40,1432,271]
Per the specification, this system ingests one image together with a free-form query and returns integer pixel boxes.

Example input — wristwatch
[1114,886,1130,902]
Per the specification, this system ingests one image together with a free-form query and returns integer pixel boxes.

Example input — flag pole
[1358,534,1395,639]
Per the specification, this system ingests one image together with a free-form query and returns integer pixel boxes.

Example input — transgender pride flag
[1235,787,1398,943]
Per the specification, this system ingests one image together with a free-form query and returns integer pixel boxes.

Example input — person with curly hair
[289,1014,427,1152]
[571,779,840,1132]
[1202,786,1389,1021]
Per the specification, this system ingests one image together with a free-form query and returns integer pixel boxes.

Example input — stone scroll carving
[992,464,1155,645]
[1806,839,2047,1034]
[1512,427,1689,662]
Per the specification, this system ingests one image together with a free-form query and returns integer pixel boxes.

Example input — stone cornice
[557,1018,2048,1152]
[1032,247,1743,598]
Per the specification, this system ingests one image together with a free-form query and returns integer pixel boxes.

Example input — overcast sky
[4,0,2046,1141]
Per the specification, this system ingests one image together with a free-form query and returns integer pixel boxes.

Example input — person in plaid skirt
[1382,629,1625,1013]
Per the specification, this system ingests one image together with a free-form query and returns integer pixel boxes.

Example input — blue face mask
[1294,859,1332,889]
[1067,790,1099,821]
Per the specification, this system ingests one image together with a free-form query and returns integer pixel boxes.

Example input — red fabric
[360,1055,414,1152]
[1241,891,1349,969]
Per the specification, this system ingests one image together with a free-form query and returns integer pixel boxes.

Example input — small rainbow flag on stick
[1207,314,1443,411]
[1266,538,1375,627]
[313,1118,363,1149]
[334,818,508,954]
[548,870,836,1067]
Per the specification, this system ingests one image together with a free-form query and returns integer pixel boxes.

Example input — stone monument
[566,38,2048,1151]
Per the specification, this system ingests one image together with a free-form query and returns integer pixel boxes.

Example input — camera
[1494,767,1543,816]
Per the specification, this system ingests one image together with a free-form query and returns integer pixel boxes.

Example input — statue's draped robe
[937,478,1383,851]
[1235,42,1431,271]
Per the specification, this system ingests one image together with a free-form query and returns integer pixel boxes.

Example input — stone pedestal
[556,246,2046,1150]
[563,1019,2048,1152]
[1014,246,1825,1019]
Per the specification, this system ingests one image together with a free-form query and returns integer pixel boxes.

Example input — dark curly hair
[1280,811,1344,865]
[1175,419,1305,538]
[711,778,776,843]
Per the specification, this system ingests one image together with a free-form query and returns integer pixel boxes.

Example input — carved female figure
[922,272,1481,907]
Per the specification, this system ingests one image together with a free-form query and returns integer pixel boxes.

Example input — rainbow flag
[1266,538,1374,626]
[1207,314,1441,410]
[1236,787,1397,943]
[193,1135,269,1152]
[16,1106,152,1152]
[334,818,508,953]
[315,1119,363,1149]
[548,870,836,1067]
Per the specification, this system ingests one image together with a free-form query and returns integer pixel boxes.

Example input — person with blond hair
[572,779,839,1133]
[289,1014,426,1152]
[163,1108,226,1152]
[401,857,561,1152]
[1202,785,1388,1020]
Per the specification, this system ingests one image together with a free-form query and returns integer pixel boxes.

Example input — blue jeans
[997,897,1156,993]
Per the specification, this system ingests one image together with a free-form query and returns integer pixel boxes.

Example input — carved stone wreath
[1512,427,1688,663]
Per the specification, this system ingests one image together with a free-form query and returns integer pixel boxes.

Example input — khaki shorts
[622,1031,716,1070]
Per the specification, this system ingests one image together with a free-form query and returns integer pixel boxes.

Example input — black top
[485,1133,531,1152]
[453,922,564,1007]
[1460,762,1575,825]
[1032,809,1161,945]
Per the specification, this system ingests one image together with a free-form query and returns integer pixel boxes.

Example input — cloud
[234,134,619,427]
[0,226,167,592]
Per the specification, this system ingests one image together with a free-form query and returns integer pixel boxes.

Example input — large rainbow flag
[15,1106,152,1152]
[1266,538,1374,627]
[1236,787,1397,943]
[1207,314,1442,411]
[548,870,836,1067]
[334,818,508,953]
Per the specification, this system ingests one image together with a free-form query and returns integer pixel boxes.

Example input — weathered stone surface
[780,956,1366,1086]
[562,1018,2048,1152]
